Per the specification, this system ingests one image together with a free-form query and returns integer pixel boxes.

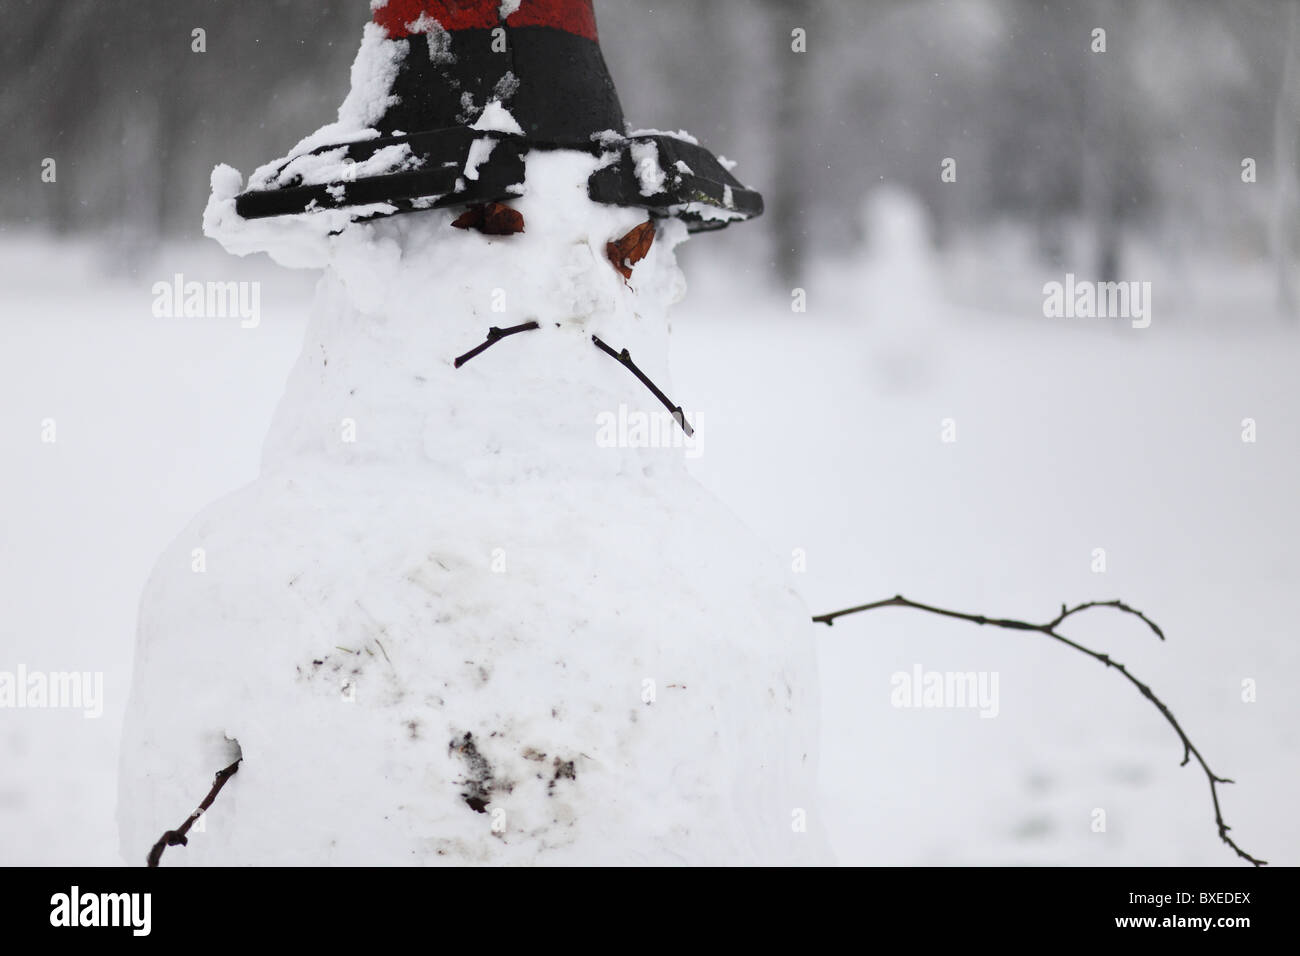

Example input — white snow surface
[670,201,746,225]
[462,137,497,182]
[471,101,525,135]
[462,102,524,183]
[631,141,666,198]
[629,129,701,146]
[118,151,830,865]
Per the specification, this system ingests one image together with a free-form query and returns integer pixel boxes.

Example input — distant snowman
[856,185,944,393]
[861,185,938,292]
[118,0,831,865]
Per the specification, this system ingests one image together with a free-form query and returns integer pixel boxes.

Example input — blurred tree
[759,0,814,287]
[1274,0,1300,317]
[0,0,1290,301]
[0,0,358,239]
[986,0,1153,276]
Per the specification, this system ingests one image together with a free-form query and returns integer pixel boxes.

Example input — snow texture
[472,100,525,135]
[407,14,455,63]
[462,137,497,182]
[120,151,830,865]
[629,128,701,146]
[237,22,412,219]
[668,201,746,225]
[631,141,666,198]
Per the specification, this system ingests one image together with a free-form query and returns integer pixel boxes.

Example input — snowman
[118,0,831,865]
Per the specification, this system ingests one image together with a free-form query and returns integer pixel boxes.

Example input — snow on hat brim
[232,2,762,232]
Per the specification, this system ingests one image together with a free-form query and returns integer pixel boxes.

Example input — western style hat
[234,0,763,232]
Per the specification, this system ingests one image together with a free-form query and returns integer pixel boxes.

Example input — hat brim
[233,129,762,232]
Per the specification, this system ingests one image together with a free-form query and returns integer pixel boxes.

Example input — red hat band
[375,0,599,43]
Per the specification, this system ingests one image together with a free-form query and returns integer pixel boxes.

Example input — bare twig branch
[146,759,242,868]
[592,335,694,437]
[813,595,1264,866]
[453,321,540,369]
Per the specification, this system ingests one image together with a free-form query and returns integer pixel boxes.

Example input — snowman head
[256,151,702,475]
[317,148,691,335]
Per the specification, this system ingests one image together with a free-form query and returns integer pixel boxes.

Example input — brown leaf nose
[606,220,656,282]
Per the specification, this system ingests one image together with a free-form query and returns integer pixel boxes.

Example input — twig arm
[812,595,1262,866]
[146,758,242,867]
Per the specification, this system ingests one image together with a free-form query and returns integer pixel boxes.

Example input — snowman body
[118,152,830,865]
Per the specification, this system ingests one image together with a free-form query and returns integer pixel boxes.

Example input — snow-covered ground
[1,204,1296,866]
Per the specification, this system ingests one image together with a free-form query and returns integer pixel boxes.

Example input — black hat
[233,0,762,232]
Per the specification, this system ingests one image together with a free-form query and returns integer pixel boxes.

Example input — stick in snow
[812,595,1266,866]
[146,759,242,868]
[591,335,694,437]
[453,322,541,369]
